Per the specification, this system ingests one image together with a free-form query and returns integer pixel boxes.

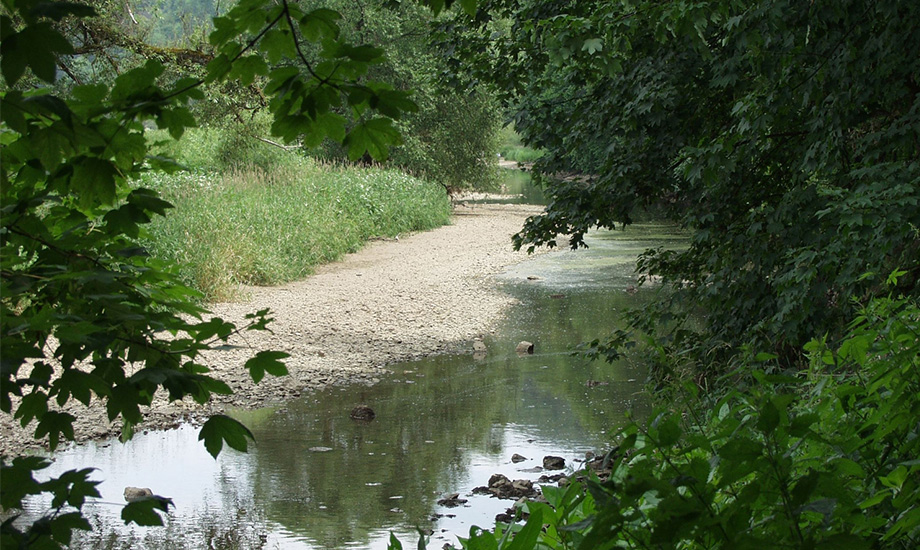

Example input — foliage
[439,0,920,368]
[303,0,502,191]
[579,294,919,549]
[391,88,501,192]
[0,0,461,546]
[146,122,296,173]
[497,127,543,164]
[385,293,918,550]
[141,155,450,300]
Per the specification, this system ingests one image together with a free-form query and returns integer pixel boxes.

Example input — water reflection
[26,214,685,549]
[472,168,546,205]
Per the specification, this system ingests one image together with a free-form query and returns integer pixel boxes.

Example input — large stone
[124,487,153,502]
[481,473,540,499]
[489,473,511,488]
[543,456,565,470]
[511,479,533,493]
[515,341,534,355]
[350,405,376,421]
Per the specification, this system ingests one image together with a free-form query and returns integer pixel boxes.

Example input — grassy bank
[497,127,544,163]
[142,130,451,301]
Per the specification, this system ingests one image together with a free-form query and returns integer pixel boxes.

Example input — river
[23,172,686,550]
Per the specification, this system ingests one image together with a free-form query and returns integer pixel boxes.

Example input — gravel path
[1,202,550,455]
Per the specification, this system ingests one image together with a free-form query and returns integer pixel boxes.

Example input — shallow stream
[26,175,686,549]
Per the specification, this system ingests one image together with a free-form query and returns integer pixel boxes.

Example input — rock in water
[124,487,153,502]
[511,453,527,463]
[489,473,511,488]
[350,405,376,421]
[543,456,565,470]
[515,341,534,355]
[437,493,468,507]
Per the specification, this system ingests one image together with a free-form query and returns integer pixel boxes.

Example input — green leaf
[121,496,173,526]
[34,411,76,450]
[316,112,347,144]
[245,350,290,384]
[859,490,891,509]
[157,107,197,140]
[370,89,418,119]
[31,2,97,21]
[815,534,871,550]
[299,8,341,41]
[15,392,49,426]
[261,28,296,65]
[70,157,118,209]
[790,470,820,507]
[387,532,403,550]
[506,507,542,550]
[657,414,681,446]
[229,55,269,87]
[205,54,234,82]
[757,399,780,435]
[345,118,402,161]
[459,0,477,17]
[48,511,91,543]
[127,188,174,217]
[461,526,498,550]
[209,16,237,47]
[335,44,384,63]
[0,23,27,86]
[198,414,255,458]
[582,38,604,54]
[20,23,73,83]
[423,0,446,16]
[0,457,51,509]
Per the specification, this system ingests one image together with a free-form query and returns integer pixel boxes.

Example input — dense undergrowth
[143,128,451,301]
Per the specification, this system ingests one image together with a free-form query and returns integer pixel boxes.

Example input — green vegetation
[144,129,450,300]
[300,0,502,191]
[412,0,920,548]
[497,127,543,164]
[429,291,920,549]
[1,0,463,546]
[4,0,919,548]
[444,0,920,369]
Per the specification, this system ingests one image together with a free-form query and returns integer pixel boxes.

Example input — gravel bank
[1,202,551,455]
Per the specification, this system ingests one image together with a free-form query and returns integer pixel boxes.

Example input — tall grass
[497,126,544,163]
[141,133,451,301]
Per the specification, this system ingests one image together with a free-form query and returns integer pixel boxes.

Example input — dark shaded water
[24,175,686,549]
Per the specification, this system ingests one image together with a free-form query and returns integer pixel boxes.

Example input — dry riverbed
[1,202,552,455]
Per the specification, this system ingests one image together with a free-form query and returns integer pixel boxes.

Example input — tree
[293,0,502,191]
[1,0,471,545]
[438,0,920,371]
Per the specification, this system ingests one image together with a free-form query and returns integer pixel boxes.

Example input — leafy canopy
[438,0,920,368]
[1,0,469,545]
